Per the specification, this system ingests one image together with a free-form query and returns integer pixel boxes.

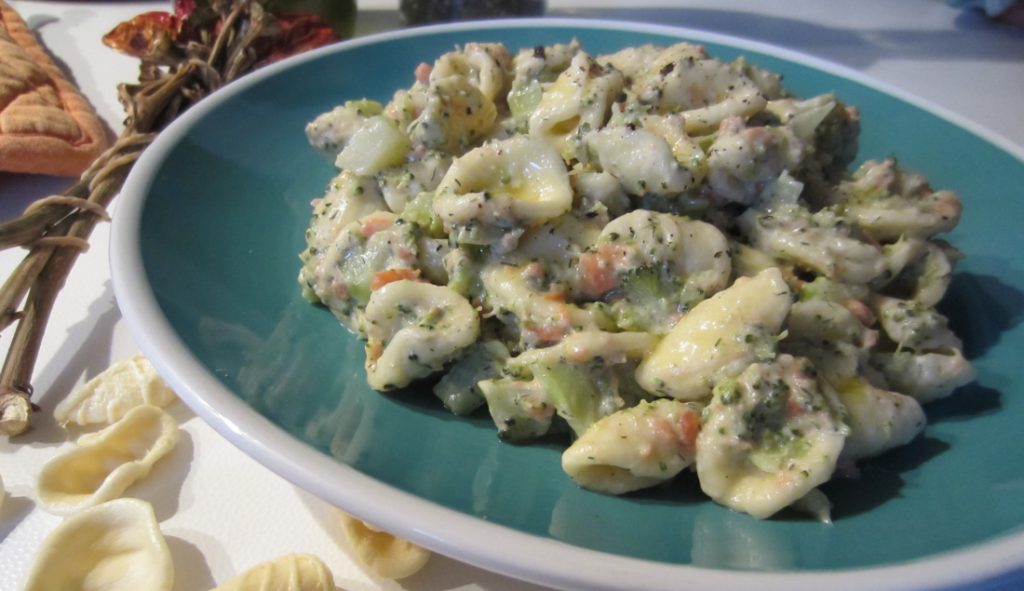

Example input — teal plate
[111,19,1024,591]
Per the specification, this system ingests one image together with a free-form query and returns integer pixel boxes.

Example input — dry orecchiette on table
[22,498,173,591]
[335,509,431,580]
[208,554,335,591]
[37,404,179,515]
[54,353,178,426]
[298,38,977,520]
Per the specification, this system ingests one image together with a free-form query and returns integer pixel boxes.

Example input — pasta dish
[297,39,975,520]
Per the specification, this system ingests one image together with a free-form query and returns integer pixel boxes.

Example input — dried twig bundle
[0,0,338,435]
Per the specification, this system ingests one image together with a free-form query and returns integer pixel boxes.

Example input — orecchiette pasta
[209,554,335,591]
[305,99,382,158]
[430,42,511,104]
[587,126,695,196]
[696,355,848,519]
[38,405,180,515]
[433,134,573,251]
[23,498,173,591]
[870,349,976,404]
[563,398,702,495]
[54,353,177,426]
[409,74,497,153]
[299,38,976,520]
[364,280,479,391]
[335,509,431,580]
[634,267,791,400]
[830,376,925,462]
[528,51,624,161]
[634,44,768,134]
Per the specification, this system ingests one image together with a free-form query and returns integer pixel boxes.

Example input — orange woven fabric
[0,0,109,176]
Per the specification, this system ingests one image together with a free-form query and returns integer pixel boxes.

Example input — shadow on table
[0,173,75,223]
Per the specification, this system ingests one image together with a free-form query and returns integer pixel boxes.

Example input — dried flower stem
[0,136,148,434]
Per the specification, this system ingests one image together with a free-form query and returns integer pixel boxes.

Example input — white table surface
[0,1,1022,590]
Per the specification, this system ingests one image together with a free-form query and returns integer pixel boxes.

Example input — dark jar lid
[400,0,546,24]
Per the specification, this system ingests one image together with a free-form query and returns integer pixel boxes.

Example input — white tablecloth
[0,1,1022,589]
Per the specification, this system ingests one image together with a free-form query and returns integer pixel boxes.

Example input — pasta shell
[22,498,173,591]
[54,353,177,426]
[335,510,431,579]
[38,405,180,515]
[562,398,702,495]
[696,355,847,519]
[635,267,791,401]
[210,554,334,591]
[433,135,573,246]
[363,280,479,391]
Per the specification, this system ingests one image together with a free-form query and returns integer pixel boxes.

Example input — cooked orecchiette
[298,172,390,314]
[508,39,582,123]
[478,376,556,442]
[696,355,848,519]
[781,299,877,383]
[594,210,730,290]
[409,74,497,154]
[482,264,613,350]
[587,126,695,196]
[23,498,173,591]
[870,349,977,404]
[765,95,838,143]
[54,353,177,426]
[433,135,573,251]
[209,554,334,591]
[335,509,431,580]
[830,376,925,462]
[571,170,631,218]
[563,398,702,495]
[299,38,977,520]
[634,43,767,134]
[832,159,963,242]
[490,212,605,289]
[38,405,180,515]
[635,267,791,400]
[528,51,624,161]
[301,171,388,257]
[430,42,511,104]
[876,238,957,307]
[739,200,887,284]
[364,280,479,391]
[376,151,452,214]
[707,118,803,205]
[640,113,708,187]
[870,295,962,352]
[578,211,732,335]
[596,43,662,78]
[305,99,383,158]
[303,209,428,339]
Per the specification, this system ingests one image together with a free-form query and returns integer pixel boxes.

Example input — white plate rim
[110,17,1024,591]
